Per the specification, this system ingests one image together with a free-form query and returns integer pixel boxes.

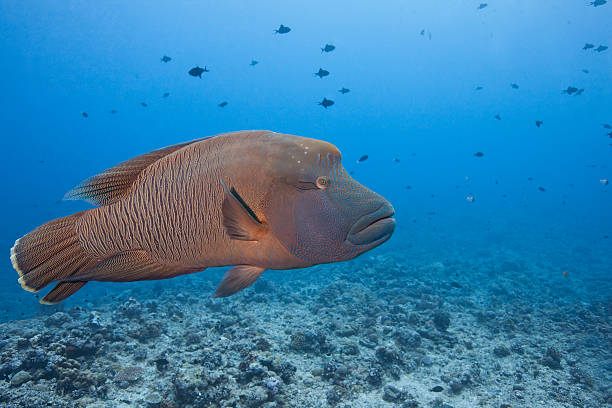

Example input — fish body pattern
[11,131,395,303]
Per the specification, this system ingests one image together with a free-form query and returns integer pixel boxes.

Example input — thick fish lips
[347,202,395,246]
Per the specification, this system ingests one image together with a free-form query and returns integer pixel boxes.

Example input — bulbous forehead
[262,132,342,177]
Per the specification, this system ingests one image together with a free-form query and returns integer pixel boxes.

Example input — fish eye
[316,176,329,189]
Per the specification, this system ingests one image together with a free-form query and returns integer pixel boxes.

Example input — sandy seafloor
[0,222,610,408]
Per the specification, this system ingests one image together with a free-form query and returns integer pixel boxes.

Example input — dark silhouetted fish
[538,186,547,192]
[357,155,369,163]
[218,101,228,108]
[450,281,462,288]
[339,87,350,94]
[315,68,330,78]
[250,60,259,66]
[405,185,412,189]
[583,43,595,50]
[321,44,335,53]
[582,69,589,73]
[162,92,170,98]
[475,86,483,90]
[431,386,444,392]
[10,131,395,303]
[527,177,534,181]
[474,152,484,157]
[608,131,612,138]
[590,0,606,7]
[82,112,88,118]
[510,83,519,89]
[563,86,578,94]
[161,56,172,63]
[495,114,501,120]
[393,158,400,163]
[602,124,611,129]
[595,45,608,52]
[110,110,117,114]
[420,29,425,35]
[478,3,488,9]
[274,24,291,34]
[536,120,543,127]
[141,102,148,107]
[318,97,334,108]
[188,66,209,78]
[576,88,585,95]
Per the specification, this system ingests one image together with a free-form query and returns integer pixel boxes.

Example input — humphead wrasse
[10,131,395,304]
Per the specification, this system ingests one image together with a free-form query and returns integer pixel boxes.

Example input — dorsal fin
[64,137,210,206]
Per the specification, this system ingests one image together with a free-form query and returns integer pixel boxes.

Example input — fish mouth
[348,203,396,246]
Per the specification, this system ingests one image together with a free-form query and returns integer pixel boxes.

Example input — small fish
[602,124,611,129]
[393,158,400,163]
[188,66,209,78]
[494,114,501,120]
[510,83,519,89]
[141,102,147,107]
[582,69,589,74]
[81,112,88,118]
[538,186,546,192]
[161,55,172,63]
[475,86,483,90]
[110,110,117,114]
[218,101,228,108]
[583,43,594,50]
[321,44,335,53]
[528,177,534,181]
[318,97,334,109]
[450,281,462,288]
[162,92,170,98]
[339,87,350,94]
[563,271,568,277]
[562,86,578,95]
[474,152,484,157]
[405,185,412,190]
[466,195,475,203]
[590,0,607,6]
[535,120,543,127]
[250,60,259,66]
[315,68,330,79]
[420,29,425,36]
[595,45,608,52]
[608,131,612,138]
[274,24,291,34]
[431,386,444,392]
[428,32,432,40]
[478,3,488,9]
[576,88,585,95]
[601,178,610,186]
[357,155,369,163]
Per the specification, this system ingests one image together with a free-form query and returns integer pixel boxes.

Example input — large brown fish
[11,131,395,304]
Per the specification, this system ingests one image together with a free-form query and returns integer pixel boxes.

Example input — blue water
[2,2,610,308]
[0,2,611,405]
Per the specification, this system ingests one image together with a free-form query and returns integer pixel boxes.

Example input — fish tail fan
[10,211,97,303]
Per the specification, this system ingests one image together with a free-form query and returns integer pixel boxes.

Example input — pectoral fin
[213,265,266,298]
[220,180,267,241]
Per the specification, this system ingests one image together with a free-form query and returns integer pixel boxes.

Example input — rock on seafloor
[0,247,610,408]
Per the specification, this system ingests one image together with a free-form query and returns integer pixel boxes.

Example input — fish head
[257,133,395,266]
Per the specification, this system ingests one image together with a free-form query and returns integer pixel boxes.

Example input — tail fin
[10,211,97,304]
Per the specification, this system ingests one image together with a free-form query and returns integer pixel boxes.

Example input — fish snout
[347,201,395,246]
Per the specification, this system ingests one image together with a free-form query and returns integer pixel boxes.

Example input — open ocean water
[0,1,611,407]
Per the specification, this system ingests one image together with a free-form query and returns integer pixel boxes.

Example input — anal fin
[63,250,199,282]
[41,282,87,305]
[213,265,266,298]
